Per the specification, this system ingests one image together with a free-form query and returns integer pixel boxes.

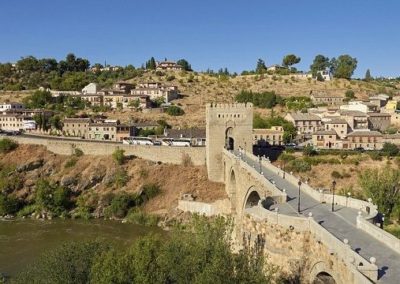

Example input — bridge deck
[240,152,400,284]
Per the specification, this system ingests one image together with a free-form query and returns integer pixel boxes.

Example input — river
[0,219,164,278]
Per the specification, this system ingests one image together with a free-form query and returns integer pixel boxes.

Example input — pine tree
[365,69,372,81]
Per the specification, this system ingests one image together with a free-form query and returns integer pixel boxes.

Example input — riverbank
[0,218,165,278]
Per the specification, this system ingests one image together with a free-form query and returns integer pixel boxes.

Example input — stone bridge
[203,103,400,284]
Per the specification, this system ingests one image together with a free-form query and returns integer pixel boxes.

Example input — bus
[122,137,154,145]
[161,138,191,147]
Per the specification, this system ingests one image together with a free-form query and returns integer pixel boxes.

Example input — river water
[0,219,163,278]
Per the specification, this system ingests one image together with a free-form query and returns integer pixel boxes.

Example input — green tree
[145,57,157,70]
[365,69,372,81]
[23,90,53,109]
[177,59,192,71]
[359,167,400,221]
[282,54,301,68]
[310,55,330,77]
[255,58,267,74]
[345,90,355,100]
[381,142,399,157]
[14,241,108,284]
[330,55,357,79]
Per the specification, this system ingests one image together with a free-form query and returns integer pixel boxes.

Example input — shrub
[141,183,161,201]
[112,149,125,165]
[381,142,399,157]
[74,148,84,157]
[287,159,311,172]
[182,153,193,166]
[0,194,22,216]
[331,171,342,179]
[0,138,18,153]
[64,157,78,168]
[114,168,129,188]
[303,145,317,156]
[166,75,175,81]
[126,208,159,226]
[166,105,184,116]
[368,151,382,161]
[105,193,136,219]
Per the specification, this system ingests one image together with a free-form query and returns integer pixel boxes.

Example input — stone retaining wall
[12,136,206,166]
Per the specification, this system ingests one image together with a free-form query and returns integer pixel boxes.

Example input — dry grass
[1,144,226,214]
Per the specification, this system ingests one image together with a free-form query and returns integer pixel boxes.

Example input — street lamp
[381,214,385,229]
[283,160,286,179]
[331,180,337,212]
[346,192,351,207]
[297,180,302,213]
[259,155,262,173]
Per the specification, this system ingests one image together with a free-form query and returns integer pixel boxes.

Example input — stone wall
[12,136,206,166]
[357,216,400,255]
[242,206,377,284]
[177,199,231,216]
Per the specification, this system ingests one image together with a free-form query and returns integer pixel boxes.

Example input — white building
[0,102,24,111]
[82,83,99,95]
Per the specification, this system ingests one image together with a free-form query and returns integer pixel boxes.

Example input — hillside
[0,144,226,218]
[1,71,399,128]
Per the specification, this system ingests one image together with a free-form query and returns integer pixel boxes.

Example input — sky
[0,0,399,78]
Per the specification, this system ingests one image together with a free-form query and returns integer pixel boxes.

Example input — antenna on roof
[104,60,107,67]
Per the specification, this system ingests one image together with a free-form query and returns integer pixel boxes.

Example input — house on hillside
[62,118,92,138]
[156,61,183,71]
[310,93,344,105]
[253,126,284,146]
[346,131,383,150]
[0,102,25,111]
[131,82,179,103]
[284,113,323,137]
[82,83,99,95]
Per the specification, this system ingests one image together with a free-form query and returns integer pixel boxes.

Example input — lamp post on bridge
[331,180,337,212]
[346,192,351,207]
[297,180,302,213]
[259,155,262,174]
[282,160,286,179]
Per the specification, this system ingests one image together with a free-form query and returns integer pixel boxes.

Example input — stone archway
[243,187,262,209]
[313,272,336,284]
[225,127,234,150]
[310,261,337,284]
[229,169,237,212]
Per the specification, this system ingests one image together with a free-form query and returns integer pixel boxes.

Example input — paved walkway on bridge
[239,152,400,284]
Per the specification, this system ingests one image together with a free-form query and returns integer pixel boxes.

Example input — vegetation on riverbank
[10,216,287,284]
[0,142,226,224]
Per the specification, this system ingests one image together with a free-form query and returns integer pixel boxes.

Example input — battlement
[207,103,253,109]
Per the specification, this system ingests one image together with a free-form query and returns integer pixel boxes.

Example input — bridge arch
[310,261,338,284]
[243,186,263,209]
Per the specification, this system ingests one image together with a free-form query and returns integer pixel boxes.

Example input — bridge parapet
[248,153,378,217]
[222,149,287,203]
[245,204,378,283]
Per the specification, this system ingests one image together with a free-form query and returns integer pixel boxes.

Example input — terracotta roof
[325,118,347,124]
[347,131,382,137]
[339,110,367,117]
[368,112,391,117]
[288,113,321,121]
[165,128,206,139]
[64,118,92,123]
[313,130,337,135]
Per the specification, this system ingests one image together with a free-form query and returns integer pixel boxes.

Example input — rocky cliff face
[0,144,226,218]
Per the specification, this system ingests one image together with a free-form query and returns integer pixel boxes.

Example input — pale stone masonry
[206,103,253,182]
[253,126,284,146]
[310,93,344,105]
[63,118,92,138]
[284,112,322,136]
